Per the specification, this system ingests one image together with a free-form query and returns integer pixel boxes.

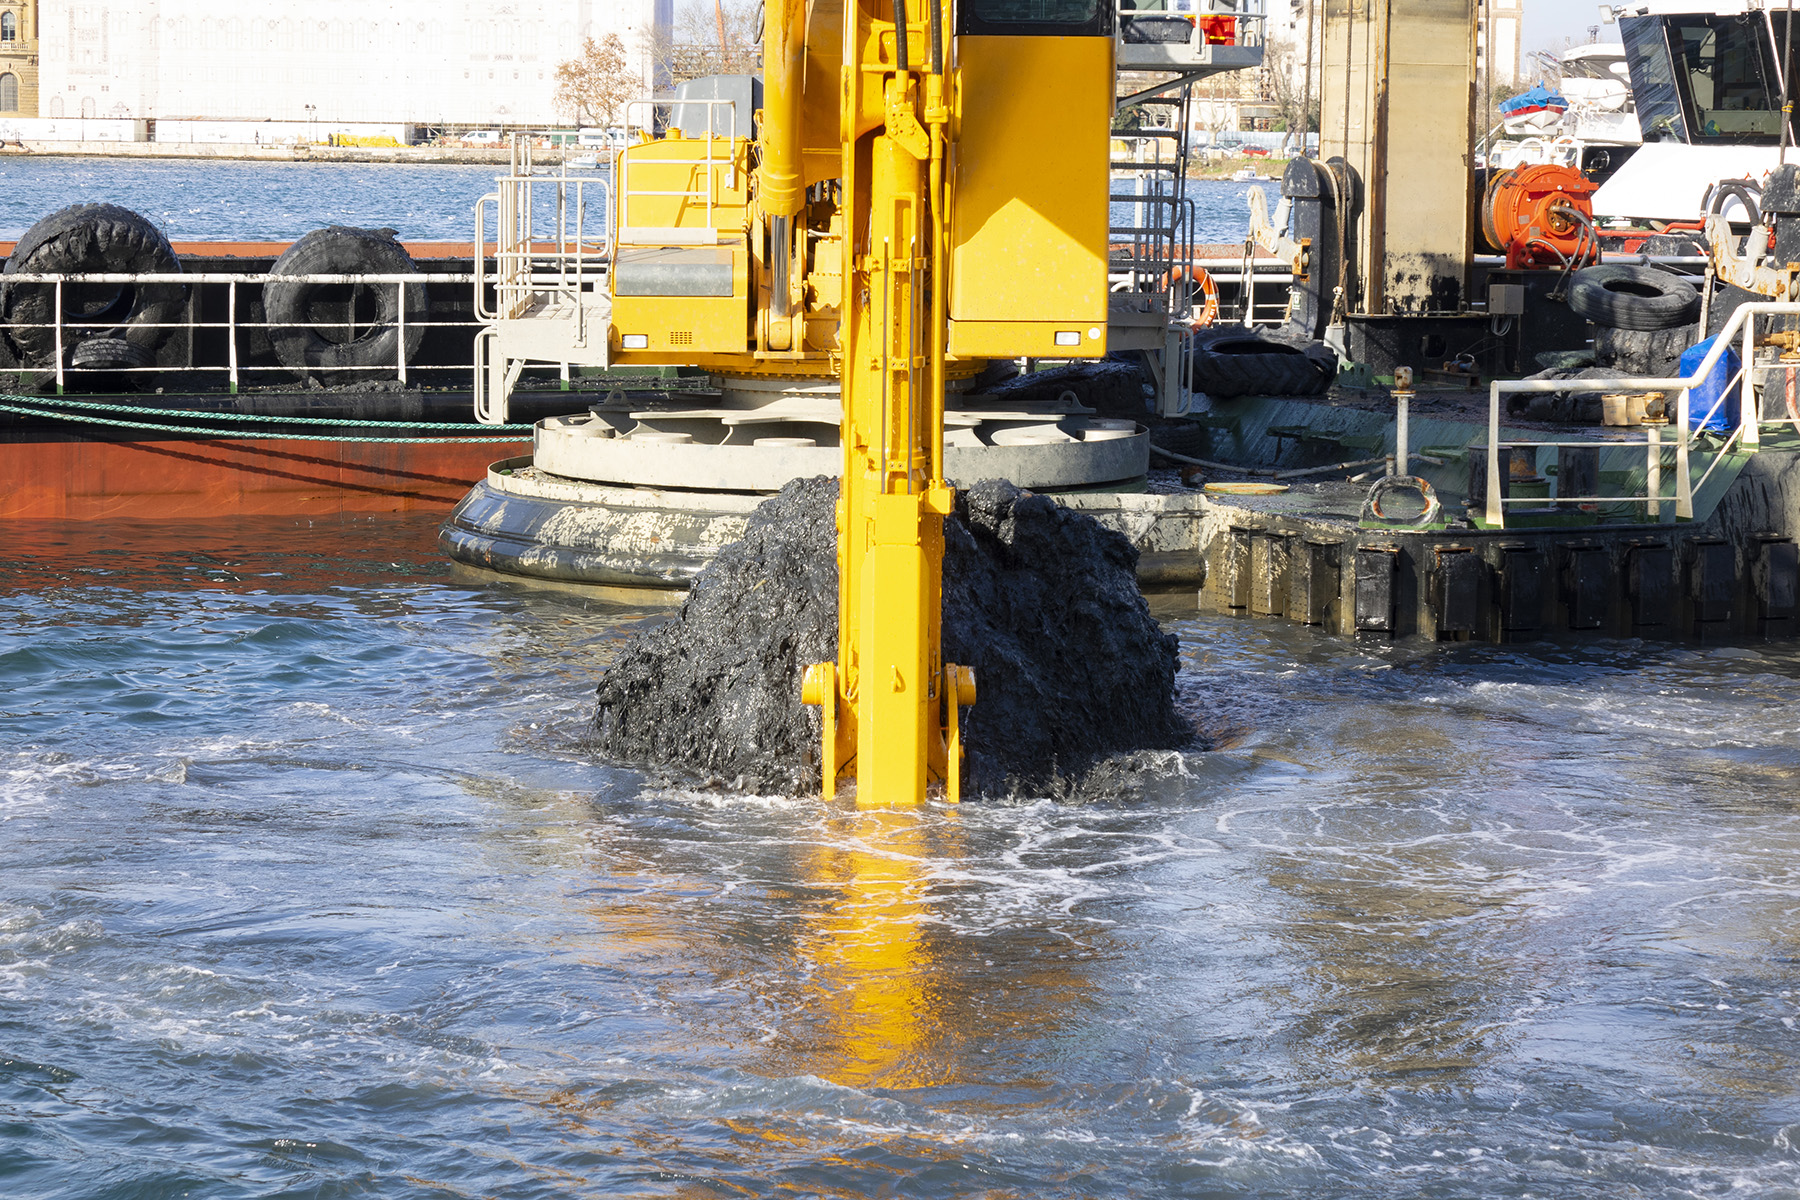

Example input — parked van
[577,127,629,149]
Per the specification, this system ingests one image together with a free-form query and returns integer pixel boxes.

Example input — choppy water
[5,516,1800,1197]
[0,156,1274,246]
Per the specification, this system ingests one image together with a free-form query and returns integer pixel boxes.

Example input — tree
[554,33,637,128]
[669,0,760,84]
[1260,34,1317,149]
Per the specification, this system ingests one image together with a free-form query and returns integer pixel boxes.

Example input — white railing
[613,98,741,249]
[1116,0,1267,57]
[474,135,611,323]
[1484,301,1800,528]
[2,271,472,393]
[1110,123,1199,415]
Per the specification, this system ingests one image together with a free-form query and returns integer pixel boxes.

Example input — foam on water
[4,516,1800,1197]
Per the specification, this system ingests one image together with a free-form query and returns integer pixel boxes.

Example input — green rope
[0,400,531,443]
[3,392,535,431]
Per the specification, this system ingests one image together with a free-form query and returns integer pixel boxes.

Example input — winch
[1482,163,1601,271]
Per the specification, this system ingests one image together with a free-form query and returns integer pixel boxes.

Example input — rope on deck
[0,394,535,443]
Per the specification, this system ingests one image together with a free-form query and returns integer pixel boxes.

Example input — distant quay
[0,141,516,165]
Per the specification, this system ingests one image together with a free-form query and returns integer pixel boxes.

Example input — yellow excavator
[603,0,1116,806]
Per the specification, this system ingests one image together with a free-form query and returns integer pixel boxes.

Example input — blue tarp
[1680,336,1741,435]
[1500,84,1570,117]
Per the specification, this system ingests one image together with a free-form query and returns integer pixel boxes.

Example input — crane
[592,0,1115,805]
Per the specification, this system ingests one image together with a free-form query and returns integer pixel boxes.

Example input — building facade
[38,0,671,126]
[0,0,40,116]
[1480,0,1523,84]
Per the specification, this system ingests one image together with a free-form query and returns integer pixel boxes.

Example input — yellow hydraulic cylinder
[758,0,808,221]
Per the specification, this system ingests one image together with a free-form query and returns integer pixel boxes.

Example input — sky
[1521,0,1622,57]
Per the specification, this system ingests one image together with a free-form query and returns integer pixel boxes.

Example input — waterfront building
[38,0,671,128]
[0,0,39,117]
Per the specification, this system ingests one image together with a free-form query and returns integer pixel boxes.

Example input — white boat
[1482,40,1640,180]
[1231,166,1257,181]
[566,154,600,170]
[1589,2,1800,223]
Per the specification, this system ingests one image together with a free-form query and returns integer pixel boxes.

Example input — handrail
[615,98,740,253]
[1115,0,1268,51]
[1484,300,1800,527]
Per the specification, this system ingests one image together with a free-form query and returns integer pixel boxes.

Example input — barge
[436,0,1800,647]
[0,206,681,519]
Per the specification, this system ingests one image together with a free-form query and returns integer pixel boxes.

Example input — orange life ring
[1188,265,1220,328]
[1158,264,1222,327]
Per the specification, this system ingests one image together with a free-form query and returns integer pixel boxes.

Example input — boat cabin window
[1675,17,1781,140]
[1620,15,1690,142]
[959,0,1112,38]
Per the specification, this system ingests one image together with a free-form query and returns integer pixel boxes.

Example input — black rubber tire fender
[69,336,154,370]
[1565,264,1701,332]
[2,203,186,368]
[263,226,427,383]
[1189,333,1332,398]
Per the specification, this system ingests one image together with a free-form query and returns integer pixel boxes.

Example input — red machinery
[1481,163,1601,270]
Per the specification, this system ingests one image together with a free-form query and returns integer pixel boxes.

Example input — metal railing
[614,98,741,248]
[0,271,472,394]
[1483,300,1800,528]
[474,135,611,323]
[1116,0,1267,56]
[1111,117,1199,415]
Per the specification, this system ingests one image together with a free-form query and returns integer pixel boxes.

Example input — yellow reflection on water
[796,805,957,1090]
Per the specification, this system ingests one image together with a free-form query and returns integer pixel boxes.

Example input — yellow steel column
[808,0,959,807]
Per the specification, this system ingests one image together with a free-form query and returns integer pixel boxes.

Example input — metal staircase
[1107,0,1267,416]
[473,137,613,425]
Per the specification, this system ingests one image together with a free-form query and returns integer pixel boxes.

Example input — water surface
[0,156,1273,246]
[3,516,1800,1197]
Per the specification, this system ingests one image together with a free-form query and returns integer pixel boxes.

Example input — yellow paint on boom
[609,0,1114,805]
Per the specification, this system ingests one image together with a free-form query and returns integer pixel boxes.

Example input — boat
[1483,41,1641,183]
[566,154,600,169]
[1590,2,1800,223]
[1499,83,1571,135]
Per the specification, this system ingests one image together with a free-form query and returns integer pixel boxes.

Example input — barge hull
[0,431,528,520]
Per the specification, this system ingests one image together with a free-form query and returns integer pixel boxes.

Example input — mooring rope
[0,393,534,442]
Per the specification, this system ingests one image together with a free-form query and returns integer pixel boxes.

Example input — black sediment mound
[591,476,1192,798]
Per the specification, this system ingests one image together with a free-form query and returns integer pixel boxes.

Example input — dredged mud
[591,477,1192,798]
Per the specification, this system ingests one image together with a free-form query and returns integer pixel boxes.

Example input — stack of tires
[1567,263,1702,379]
[1512,264,1701,423]
[0,204,189,384]
[264,225,427,386]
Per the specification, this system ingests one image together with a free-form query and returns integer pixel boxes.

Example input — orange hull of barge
[0,432,527,520]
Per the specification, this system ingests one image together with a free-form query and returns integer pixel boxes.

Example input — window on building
[0,12,15,43]
[81,96,95,119]
[0,74,17,112]
[48,94,61,118]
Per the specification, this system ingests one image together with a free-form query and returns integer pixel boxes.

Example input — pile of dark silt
[591,477,1194,798]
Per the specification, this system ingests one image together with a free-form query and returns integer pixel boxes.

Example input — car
[1243,145,1270,157]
